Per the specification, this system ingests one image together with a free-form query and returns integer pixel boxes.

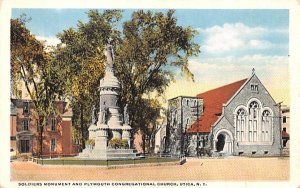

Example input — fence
[179,154,187,165]
[32,157,180,167]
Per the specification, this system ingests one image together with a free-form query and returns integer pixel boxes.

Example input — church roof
[187,78,248,133]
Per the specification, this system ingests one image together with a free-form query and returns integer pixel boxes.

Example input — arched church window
[262,110,272,142]
[249,101,260,142]
[236,108,246,141]
[249,101,259,119]
[235,99,273,144]
[173,110,177,128]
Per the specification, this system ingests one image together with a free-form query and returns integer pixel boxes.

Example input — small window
[10,136,16,140]
[238,152,244,156]
[51,118,56,131]
[23,102,29,114]
[39,126,44,133]
[20,140,30,153]
[186,99,189,106]
[252,151,256,155]
[23,119,29,131]
[264,151,269,154]
[51,139,56,152]
[283,116,287,123]
[250,84,259,92]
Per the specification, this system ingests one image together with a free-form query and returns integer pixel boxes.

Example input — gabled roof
[10,101,17,116]
[63,108,73,117]
[282,130,290,139]
[187,78,248,133]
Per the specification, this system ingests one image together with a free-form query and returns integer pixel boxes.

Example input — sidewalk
[11,157,289,181]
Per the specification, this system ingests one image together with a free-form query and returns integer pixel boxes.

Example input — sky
[11,9,290,105]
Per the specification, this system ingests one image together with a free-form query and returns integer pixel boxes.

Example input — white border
[1,0,299,187]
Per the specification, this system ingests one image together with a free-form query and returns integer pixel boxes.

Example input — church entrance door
[216,134,225,151]
[213,129,233,154]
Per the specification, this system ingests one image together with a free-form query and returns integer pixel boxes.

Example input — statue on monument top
[105,38,114,68]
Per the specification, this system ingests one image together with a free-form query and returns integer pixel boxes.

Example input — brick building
[10,99,77,157]
[281,105,290,148]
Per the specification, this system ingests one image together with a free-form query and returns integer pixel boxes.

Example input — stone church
[166,70,282,157]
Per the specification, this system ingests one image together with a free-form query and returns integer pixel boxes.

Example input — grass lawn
[34,157,179,166]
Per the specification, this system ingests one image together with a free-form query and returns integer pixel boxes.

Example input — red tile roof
[282,131,290,139]
[187,78,248,133]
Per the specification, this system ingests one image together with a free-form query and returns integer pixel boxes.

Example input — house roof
[10,101,17,116]
[187,78,248,133]
[282,130,290,139]
[63,108,73,117]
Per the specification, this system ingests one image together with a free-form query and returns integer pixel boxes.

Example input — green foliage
[109,138,129,149]
[11,16,65,156]
[54,10,123,147]
[109,138,121,149]
[113,10,200,153]
[18,10,200,153]
[114,10,200,137]
[86,139,95,146]
[121,139,129,148]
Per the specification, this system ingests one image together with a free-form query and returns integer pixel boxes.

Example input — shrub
[110,138,121,149]
[109,138,128,149]
[86,139,95,146]
[121,139,129,148]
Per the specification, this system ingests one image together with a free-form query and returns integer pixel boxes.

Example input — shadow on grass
[34,157,179,166]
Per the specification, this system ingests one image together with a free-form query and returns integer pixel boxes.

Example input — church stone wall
[222,75,281,156]
[166,74,282,157]
[212,116,235,135]
[167,96,203,157]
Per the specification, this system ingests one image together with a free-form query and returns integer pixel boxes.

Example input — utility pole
[275,101,283,157]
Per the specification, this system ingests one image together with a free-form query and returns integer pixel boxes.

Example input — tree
[54,10,122,148]
[54,10,200,153]
[11,16,64,156]
[114,10,200,153]
[136,98,161,155]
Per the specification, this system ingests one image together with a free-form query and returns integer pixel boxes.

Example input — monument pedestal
[77,42,141,160]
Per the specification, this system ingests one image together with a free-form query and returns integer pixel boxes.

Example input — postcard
[1,0,299,188]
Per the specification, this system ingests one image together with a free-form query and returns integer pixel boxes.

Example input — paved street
[11,157,289,181]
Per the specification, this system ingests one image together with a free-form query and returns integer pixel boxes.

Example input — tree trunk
[80,103,85,150]
[142,133,146,155]
[38,116,44,158]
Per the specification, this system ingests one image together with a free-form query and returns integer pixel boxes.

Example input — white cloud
[185,55,289,104]
[248,40,272,49]
[188,55,288,86]
[198,23,276,53]
[36,36,61,47]
[166,54,289,106]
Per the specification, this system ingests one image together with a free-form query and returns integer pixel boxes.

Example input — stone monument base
[78,148,143,160]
